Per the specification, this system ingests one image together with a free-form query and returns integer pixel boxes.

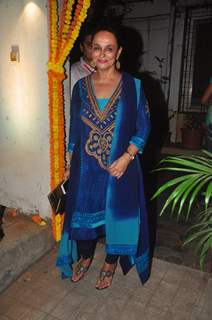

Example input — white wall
[122,0,187,141]
[124,0,170,18]
[123,0,172,98]
[0,0,51,217]
[124,15,171,94]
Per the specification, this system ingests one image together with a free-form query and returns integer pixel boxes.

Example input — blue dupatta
[56,72,151,284]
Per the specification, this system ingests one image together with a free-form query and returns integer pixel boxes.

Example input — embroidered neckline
[81,76,121,170]
[85,75,122,122]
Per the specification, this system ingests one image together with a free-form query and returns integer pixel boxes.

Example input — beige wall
[0,0,51,217]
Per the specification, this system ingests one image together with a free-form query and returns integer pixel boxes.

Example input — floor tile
[1,244,211,320]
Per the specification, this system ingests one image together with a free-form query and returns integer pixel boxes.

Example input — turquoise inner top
[96,98,109,111]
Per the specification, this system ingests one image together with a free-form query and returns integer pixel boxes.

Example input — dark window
[179,6,212,112]
[192,21,212,106]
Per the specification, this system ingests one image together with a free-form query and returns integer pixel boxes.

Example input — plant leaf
[153,150,212,271]
[151,174,194,200]
[198,206,212,221]
[205,182,212,209]
[202,150,212,158]
[184,228,211,244]
[187,177,212,219]
[177,175,205,218]
[153,167,200,174]
[195,231,211,255]
[170,176,202,217]
[200,236,212,270]
[160,158,212,173]
[160,155,212,169]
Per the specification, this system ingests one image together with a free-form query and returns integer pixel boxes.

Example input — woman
[56,24,151,290]
[201,77,212,152]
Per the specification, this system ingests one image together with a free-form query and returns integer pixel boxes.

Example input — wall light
[24,2,41,20]
[10,45,20,62]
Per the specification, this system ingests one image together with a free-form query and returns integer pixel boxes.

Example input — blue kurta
[56,72,151,284]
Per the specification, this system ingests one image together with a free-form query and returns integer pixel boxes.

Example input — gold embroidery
[85,126,115,170]
[84,76,121,122]
[81,115,115,134]
[81,76,121,169]
[81,115,98,131]
[81,117,115,169]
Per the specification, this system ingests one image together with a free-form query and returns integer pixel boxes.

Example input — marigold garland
[48,0,91,241]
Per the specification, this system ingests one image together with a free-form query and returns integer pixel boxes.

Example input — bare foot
[71,257,92,282]
[95,262,117,290]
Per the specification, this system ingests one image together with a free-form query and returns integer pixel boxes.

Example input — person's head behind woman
[79,23,96,63]
[91,23,123,72]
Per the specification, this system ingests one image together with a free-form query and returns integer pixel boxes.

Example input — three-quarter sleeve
[129,80,150,154]
[68,82,80,153]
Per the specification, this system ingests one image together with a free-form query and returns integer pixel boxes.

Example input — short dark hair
[91,22,124,48]
[79,23,96,44]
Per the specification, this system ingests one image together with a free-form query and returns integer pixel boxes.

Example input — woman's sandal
[95,263,117,290]
[71,258,92,283]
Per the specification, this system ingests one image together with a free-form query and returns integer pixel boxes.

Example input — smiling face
[91,31,122,71]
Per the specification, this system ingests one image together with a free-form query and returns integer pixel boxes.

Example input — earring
[116,59,121,70]
[90,60,96,68]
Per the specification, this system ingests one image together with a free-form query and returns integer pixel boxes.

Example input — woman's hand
[108,153,131,179]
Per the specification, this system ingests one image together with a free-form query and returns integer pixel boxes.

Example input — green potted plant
[181,112,204,149]
[152,150,212,270]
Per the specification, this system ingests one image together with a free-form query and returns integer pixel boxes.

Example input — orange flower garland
[48,0,91,241]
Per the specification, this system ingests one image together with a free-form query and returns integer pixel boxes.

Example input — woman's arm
[108,81,150,179]
[128,81,151,155]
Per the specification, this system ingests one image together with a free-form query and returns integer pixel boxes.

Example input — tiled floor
[0,243,211,320]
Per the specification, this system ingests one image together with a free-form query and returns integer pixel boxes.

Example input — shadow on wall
[122,25,169,257]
